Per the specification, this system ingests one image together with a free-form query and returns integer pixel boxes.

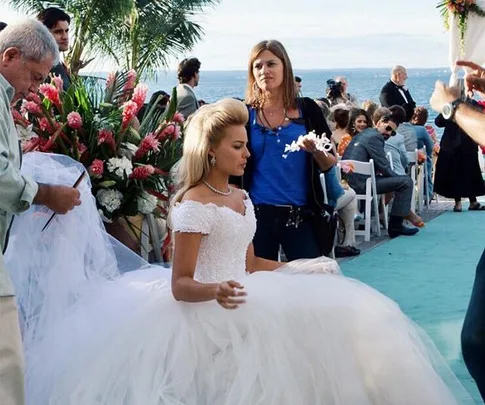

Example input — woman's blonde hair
[170,98,249,208]
[244,40,297,110]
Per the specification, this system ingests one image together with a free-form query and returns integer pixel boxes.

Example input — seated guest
[382,106,408,176]
[137,90,170,120]
[342,110,419,237]
[362,99,378,121]
[329,106,350,150]
[338,108,371,156]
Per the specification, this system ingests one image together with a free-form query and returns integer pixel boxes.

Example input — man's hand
[35,184,81,214]
[430,81,461,113]
[456,60,485,95]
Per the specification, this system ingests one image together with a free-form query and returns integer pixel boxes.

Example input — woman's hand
[215,280,246,310]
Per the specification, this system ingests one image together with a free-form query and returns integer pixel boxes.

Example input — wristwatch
[442,98,463,120]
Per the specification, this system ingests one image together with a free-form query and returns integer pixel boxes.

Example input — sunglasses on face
[384,125,396,136]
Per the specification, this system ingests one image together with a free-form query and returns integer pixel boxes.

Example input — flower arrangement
[437,0,485,48]
[14,71,183,224]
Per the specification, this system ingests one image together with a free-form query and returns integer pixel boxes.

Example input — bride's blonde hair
[170,98,249,207]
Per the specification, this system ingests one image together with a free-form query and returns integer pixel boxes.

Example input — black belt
[253,204,311,228]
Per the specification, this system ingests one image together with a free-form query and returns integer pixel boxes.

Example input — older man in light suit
[176,57,201,119]
[0,20,81,405]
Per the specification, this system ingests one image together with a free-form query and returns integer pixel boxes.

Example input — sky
[0,0,452,71]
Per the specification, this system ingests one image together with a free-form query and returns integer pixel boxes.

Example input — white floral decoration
[282,130,332,159]
[119,142,138,159]
[137,191,158,214]
[16,124,37,142]
[106,156,133,178]
[96,189,123,213]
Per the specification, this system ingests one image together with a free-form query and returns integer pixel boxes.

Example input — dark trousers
[462,247,485,401]
[253,205,321,261]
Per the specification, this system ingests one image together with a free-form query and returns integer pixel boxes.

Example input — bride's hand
[215,280,246,310]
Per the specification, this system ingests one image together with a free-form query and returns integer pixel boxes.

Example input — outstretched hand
[456,60,485,95]
[215,280,246,310]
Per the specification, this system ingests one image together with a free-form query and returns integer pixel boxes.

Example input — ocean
[145,67,452,130]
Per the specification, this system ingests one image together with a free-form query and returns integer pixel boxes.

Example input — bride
[6,99,473,404]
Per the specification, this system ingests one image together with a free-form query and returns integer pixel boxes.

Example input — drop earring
[210,156,216,167]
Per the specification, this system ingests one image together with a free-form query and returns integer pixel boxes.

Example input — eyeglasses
[385,125,396,136]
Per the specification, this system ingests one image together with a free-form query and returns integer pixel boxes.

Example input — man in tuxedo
[37,7,72,91]
[379,66,416,121]
[342,109,418,238]
[176,57,201,119]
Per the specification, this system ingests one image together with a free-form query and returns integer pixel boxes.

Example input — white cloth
[5,153,474,405]
[448,0,485,84]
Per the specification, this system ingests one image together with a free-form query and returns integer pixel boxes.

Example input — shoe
[388,215,419,238]
[388,223,419,238]
[469,202,485,211]
[334,245,361,258]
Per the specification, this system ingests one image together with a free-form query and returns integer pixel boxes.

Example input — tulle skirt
[26,266,473,405]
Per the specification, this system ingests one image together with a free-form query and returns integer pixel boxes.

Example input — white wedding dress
[5,153,474,404]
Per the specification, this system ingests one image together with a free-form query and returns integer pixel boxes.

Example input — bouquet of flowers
[437,0,485,46]
[13,70,183,224]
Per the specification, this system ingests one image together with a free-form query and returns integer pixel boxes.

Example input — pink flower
[172,112,184,124]
[158,124,175,140]
[89,159,104,177]
[121,100,138,128]
[51,75,63,91]
[67,112,83,129]
[135,134,160,159]
[38,117,60,134]
[39,83,61,107]
[131,84,148,111]
[26,92,42,104]
[123,70,137,92]
[173,124,181,140]
[78,142,87,155]
[98,129,116,150]
[130,165,155,180]
[106,71,116,91]
[21,100,42,115]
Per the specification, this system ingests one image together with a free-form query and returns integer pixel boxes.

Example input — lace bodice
[171,196,256,283]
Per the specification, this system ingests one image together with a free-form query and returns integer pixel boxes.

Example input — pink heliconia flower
[173,124,181,140]
[106,71,116,91]
[67,112,83,129]
[123,70,137,92]
[39,83,61,107]
[158,124,175,140]
[135,134,160,159]
[21,100,42,115]
[78,142,87,155]
[26,92,42,104]
[130,165,155,180]
[172,112,184,124]
[98,129,116,150]
[131,84,148,111]
[38,117,60,134]
[51,75,64,91]
[121,100,138,128]
[89,159,104,177]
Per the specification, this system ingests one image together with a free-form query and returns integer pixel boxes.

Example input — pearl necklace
[203,180,232,196]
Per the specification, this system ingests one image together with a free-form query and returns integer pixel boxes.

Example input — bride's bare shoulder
[181,184,214,204]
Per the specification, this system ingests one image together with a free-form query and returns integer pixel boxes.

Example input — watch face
[442,103,452,119]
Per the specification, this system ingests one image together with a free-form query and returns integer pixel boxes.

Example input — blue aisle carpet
[340,210,485,403]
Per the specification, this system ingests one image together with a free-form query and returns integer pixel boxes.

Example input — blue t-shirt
[248,108,309,206]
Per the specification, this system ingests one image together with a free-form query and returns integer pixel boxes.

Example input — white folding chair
[417,146,430,209]
[339,159,380,242]
[406,150,418,213]
[319,173,336,259]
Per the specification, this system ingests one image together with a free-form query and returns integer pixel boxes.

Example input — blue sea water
[145,67,452,127]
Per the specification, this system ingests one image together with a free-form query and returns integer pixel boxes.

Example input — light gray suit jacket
[176,83,199,119]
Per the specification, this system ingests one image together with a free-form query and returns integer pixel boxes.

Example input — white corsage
[282,130,332,159]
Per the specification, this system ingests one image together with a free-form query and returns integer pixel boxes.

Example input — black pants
[462,248,485,401]
[253,205,320,261]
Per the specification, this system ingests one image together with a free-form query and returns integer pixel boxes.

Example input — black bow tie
[396,84,405,90]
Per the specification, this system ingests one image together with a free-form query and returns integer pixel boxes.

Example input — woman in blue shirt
[235,40,335,260]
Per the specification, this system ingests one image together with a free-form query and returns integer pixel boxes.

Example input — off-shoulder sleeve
[171,201,215,234]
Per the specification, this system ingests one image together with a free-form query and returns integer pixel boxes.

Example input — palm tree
[96,0,219,76]
[8,0,218,76]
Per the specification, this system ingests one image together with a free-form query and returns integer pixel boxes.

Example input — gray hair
[0,19,59,66]
[391,65,406,76]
